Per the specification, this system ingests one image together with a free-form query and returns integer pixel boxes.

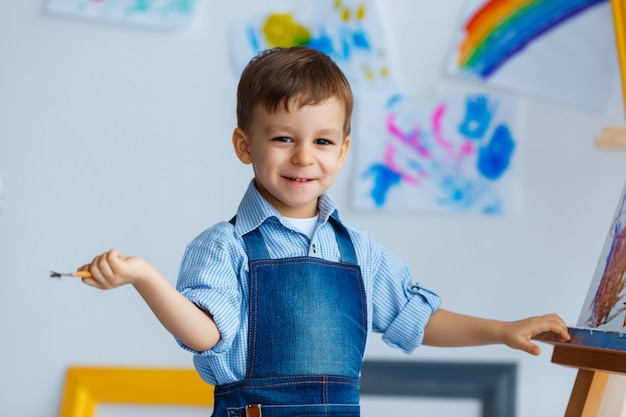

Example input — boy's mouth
[286,176,312,183]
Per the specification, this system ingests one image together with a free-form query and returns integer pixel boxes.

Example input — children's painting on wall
[352,91,518,215]
[447,0,618,113]
[229,0,399,90]
[44,0,196,29]
[578,183,626,332]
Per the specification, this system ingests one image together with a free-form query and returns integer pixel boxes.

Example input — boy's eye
[273,136,293,143]
[315,138,332,145]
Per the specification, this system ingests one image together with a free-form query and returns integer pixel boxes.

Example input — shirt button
[312,244,317,254]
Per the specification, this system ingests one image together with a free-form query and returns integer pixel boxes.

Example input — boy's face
[233,97,350,218]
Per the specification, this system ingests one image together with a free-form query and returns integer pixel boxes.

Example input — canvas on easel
[535,181,626,417]
[540,181,626,353]
[534,182,626,417]
[577,182,626,333]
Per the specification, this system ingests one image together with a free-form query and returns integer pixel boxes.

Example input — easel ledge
[535,327,626,417]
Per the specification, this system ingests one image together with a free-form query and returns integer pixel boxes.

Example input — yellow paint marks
[262,13,311,47]
[356,4,366,20]
[341,8,350,22]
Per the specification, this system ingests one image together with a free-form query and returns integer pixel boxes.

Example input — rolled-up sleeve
[176,225,244,355]
[381,284,441,353]
[370,246,441,354]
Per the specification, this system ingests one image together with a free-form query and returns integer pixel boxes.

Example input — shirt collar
[234,179,341,236]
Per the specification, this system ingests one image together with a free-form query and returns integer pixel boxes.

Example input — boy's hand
[503,313,570,356]
[77,249,153,290]
[76,249,221,350]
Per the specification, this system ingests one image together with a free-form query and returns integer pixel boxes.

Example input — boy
[78,46,570,417]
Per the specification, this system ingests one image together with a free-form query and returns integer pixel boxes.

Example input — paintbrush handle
[50,270,93,278]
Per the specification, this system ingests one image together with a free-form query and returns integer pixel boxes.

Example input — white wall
[1,1,626,416]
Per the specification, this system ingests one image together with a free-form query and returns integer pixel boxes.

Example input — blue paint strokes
[308,29,333,55]
[459,95,496,140]
[167,0,194,13]
[362,164,403,207]
[247,25,260,53]
[385,94,403,110]
[128,0,150,13]
[437,175,479,211]
[351,25,371,50]
[436,175,503,214]
[408,159,424,172]
[482,198,503,215]
[477,124,515,180]
[328,24,372,61]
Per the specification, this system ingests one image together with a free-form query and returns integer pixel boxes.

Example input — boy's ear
[338,136,351,169]
[232,127,253,164]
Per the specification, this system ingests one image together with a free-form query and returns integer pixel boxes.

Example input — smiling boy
[79,46,569,417]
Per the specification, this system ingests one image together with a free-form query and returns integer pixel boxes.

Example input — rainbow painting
[455,0,608,79]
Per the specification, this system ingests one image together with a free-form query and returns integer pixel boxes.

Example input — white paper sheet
[352,90,519,215]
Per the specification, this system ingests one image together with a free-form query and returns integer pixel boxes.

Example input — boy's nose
[292,144,314,166]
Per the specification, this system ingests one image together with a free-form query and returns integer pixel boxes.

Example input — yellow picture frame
[612,0,626,112]
[58,367,214,417]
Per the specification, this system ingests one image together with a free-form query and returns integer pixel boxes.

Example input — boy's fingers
[107,249,122,261]
[517,335,541,356]
[87,252,114,287]
[97,251,115,274]
[106,249,125,271]
[543,313,570,341]
[526,343,541,356]
[554,325,571,341]
[81,276,98,288]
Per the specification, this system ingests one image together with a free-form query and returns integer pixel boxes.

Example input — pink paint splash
[431,103,474,165]
[431,104,453,156]
[383,144,421,184]
[386,113,431,158]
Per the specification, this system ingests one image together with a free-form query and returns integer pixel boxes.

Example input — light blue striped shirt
[176,180,441,385]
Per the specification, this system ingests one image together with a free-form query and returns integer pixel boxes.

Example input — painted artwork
[352,91,518,215]
[447,0,618,112]
[229,0,399,89]
[44,0,196,29]
[578,183,626,332]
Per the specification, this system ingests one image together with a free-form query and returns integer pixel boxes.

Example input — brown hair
[236,46,353,137]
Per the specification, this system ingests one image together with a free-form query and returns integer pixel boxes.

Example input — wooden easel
[554,344,626,416]
[544,7,626,412]
[553,1,626,412]
[536,329,626,417]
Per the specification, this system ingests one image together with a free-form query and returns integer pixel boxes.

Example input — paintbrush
[49,270,93,278]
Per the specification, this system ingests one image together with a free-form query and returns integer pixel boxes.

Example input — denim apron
[212,217,367,417]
